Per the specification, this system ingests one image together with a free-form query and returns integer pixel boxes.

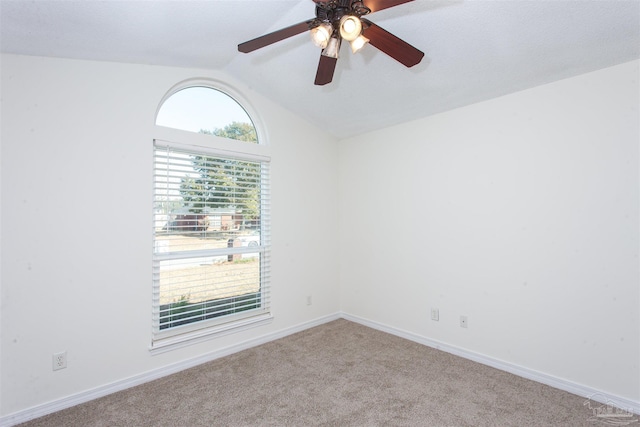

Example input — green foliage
[200,121,257,143]
[232,257,258,265]
[177,122,260,219]
[178,177,209,214]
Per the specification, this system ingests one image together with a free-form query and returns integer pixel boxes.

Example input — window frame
[150,82,272,354]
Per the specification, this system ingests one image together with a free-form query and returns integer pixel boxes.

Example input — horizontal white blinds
[152,142,270,340]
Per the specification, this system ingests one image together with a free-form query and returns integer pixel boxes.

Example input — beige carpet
[21,319,600,426]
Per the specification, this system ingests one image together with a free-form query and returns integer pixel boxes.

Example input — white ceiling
[1,0,639,139]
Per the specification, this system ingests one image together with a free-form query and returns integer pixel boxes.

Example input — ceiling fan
[238,0,424,86]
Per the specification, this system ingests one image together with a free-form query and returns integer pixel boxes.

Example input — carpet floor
[20,319,606,426]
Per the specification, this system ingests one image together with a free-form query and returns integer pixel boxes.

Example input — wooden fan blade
[361,19,424,67]
[238,20,314,53]
[362,0,414,13]
[314,54,338,85]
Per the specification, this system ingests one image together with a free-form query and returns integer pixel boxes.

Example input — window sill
[150,313,273,355]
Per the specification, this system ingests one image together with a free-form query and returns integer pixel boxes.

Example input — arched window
[151,83,271,352]
[156,86,259,143]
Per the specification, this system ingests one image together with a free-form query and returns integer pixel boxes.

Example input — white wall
[339,60,639,401]
[0,54,340,416]
[1,53,638,419]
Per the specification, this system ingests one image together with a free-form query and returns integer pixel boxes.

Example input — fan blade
[361,19,424,67]
[362,0,414,13]
[238,20,314,53]
[314,55,338,85]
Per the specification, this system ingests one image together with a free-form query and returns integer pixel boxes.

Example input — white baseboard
[341,312,640,416]
[0,313,341,427]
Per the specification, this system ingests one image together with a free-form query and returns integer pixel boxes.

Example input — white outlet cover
[53,351,67,371]
[460,316,468,328]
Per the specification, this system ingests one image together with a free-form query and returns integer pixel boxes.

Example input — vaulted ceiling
[1,0,639,139]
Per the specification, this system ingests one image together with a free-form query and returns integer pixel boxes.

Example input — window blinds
[152,141,270,344]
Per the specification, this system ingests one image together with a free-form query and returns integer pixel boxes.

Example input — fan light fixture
[339,15,362,41]
[237,0,425,86]
[310,3,371,62]
[310,23,333,49]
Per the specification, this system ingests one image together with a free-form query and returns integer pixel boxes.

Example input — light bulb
[310,23,333,49]
[350,35,369,53]
[339,15,362,42]
[343,19,356,34]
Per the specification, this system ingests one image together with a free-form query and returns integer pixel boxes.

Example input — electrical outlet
[460,316,468,328]
[430,308,439,321]
[53,351,67,371]
[306,295,312,306]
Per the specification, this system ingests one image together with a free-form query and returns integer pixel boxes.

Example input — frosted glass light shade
[339,15,362,42]
[350,35,369,53]
[310,23,333,49]
[322,36,341,59]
